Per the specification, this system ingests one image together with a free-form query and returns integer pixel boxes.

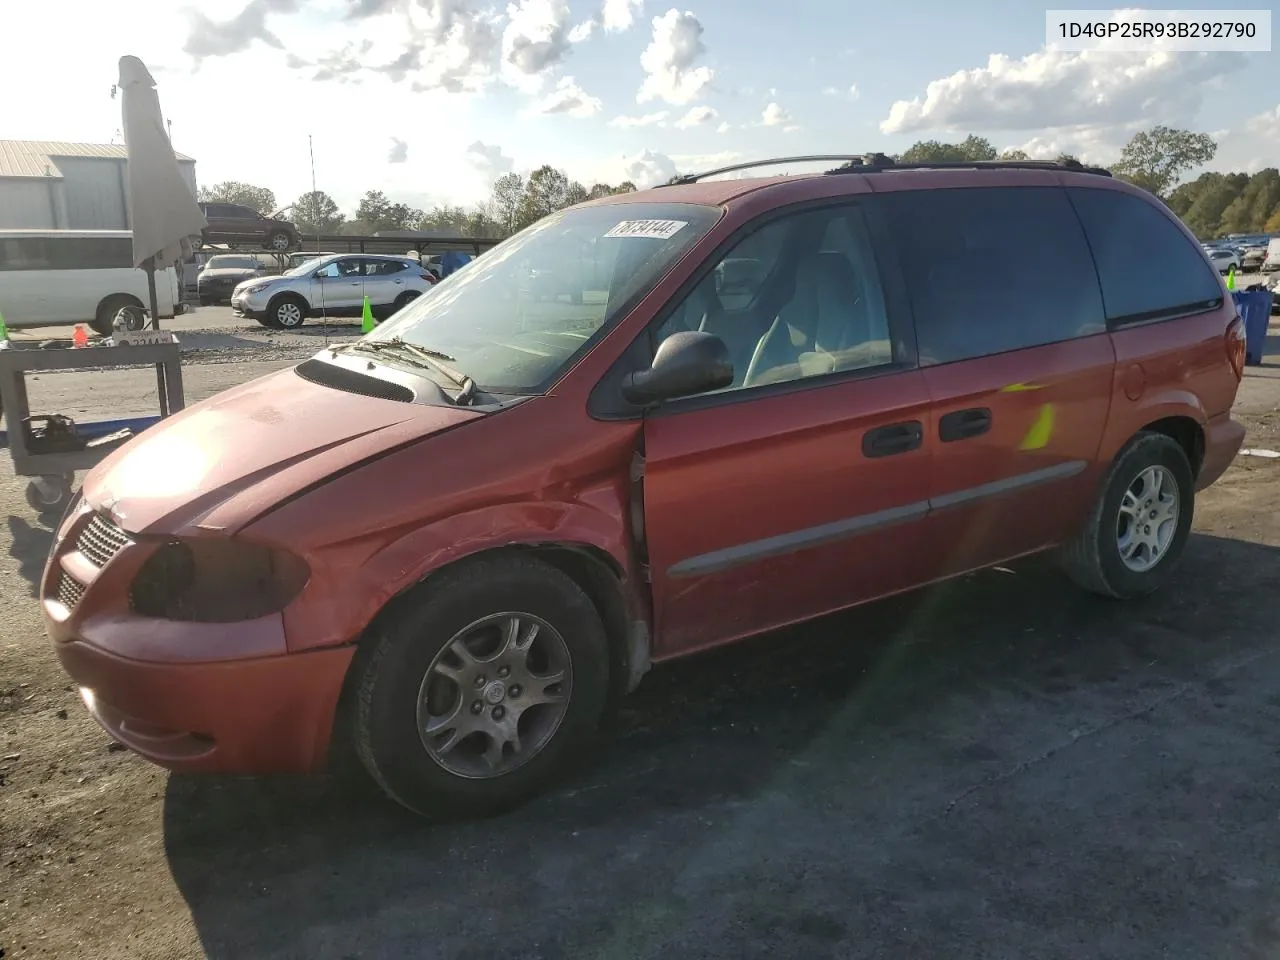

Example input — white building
[0,140,197,231]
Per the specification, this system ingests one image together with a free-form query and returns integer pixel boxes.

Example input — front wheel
[268,295,307,329]
[353,555,611,820]
[1058,431,1194,599]
[267,230,294,252]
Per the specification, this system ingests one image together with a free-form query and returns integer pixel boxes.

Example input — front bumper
[1196,411,1246,491]
[42,503,354,774]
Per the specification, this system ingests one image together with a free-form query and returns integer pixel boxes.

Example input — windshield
[208,256,258,269]
[286,257,325,276]
[366,202,719,394]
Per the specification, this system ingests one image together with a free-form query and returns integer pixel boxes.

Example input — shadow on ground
[6,514,53,597]
[163,533,1280,960]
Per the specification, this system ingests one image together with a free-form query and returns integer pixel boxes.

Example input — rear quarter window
[880,185,1106,365]
[1067,187,1222,325]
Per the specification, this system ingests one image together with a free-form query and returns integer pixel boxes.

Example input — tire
[1058,431,1195,599]
[92,295,141,336]
[354,554,611,820]
[267,230,294,252]
[26,475,74,516]
[392,291,420,313]
[267,295,307,329]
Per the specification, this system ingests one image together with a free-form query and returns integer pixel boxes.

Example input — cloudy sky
[4,0,1278,215]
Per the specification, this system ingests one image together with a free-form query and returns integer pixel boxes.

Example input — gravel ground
[1,311,1280,959]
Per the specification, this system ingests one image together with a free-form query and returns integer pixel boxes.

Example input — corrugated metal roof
[0,140,195,179]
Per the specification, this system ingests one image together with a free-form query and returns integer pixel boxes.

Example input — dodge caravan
[43,156,1247,819]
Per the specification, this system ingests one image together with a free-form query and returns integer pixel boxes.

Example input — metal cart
[0,337,184,514]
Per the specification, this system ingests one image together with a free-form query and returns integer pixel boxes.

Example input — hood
[83,365,482,535]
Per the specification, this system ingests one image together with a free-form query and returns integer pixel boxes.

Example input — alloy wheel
[1116,464,1179,572]
[416,612,571,779]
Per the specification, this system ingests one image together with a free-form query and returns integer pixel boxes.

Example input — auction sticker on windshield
[603,219,688,240]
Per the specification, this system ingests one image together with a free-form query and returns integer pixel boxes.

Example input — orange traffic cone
[72,325,89,348]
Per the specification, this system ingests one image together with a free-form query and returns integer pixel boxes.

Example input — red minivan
[43,157,1247,818]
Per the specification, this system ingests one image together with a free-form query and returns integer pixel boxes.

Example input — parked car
[285,251,336,270]
[198,203,298,252]
[43,160,1246,820]
[197,254,267,305]
[1263,238,1280,273]
[1205,248,1240,274]
[0,229,184,335]
[1242,245,1268,271]
[229,253,434,328]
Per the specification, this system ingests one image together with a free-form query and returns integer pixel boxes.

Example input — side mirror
[621,330,733,405]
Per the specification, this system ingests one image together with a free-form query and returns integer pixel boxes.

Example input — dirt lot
[3,321,1280,959]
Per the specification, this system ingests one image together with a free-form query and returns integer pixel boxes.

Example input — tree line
[198,125,1272,245]
[197,167,637,241]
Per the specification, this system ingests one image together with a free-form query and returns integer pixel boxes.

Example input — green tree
[998,149,1030,160]
[1179,173,1242,238]
[1111,126,1217,198]
[291,190,345,234]
[898,135,997,163]
[490,173,524,234]
[197,181,276,214]
[355,190,391,227]
[1265,208,1280,233]
[514,165,571,230]
[563,181,590,207]
[1218,169,1280,235]
[1055,153,1080,166]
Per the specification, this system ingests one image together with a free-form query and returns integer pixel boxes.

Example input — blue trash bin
[1232,290,1273,366]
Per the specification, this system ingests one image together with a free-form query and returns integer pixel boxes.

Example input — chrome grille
[76,513,132,567]
[57,573,86,609]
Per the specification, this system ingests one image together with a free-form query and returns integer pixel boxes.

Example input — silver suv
[231,253,436,329]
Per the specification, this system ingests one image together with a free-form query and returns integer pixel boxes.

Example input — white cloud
[529,75,602,117]
[465,140,515,181]
[183,0,301,62]
[821,84,858,99]
[761,102,791,126]
[602,0,643,31]
[670,150,740,168]
[610,111,669,128]
[674,105,717,128]
[1247,104,1280,141]
[387,137,408,162]
[619,148,680,188]
[716,121,731,133]
[782,125,800,133]
[568,20,596,42]
[502,0,574,91]
[637,9,714,105]
[881,48,1244,135]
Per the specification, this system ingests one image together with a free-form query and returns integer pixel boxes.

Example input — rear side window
[0,236,132,270]
[881,186,1106,365]
[1067,187,1222,325]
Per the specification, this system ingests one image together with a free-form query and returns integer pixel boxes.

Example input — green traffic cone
[0,310,8,341]
[1226,267,1236,291]
[360,295,375,333]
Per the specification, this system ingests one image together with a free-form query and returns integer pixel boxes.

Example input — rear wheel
[1059,431,1194,599]
[392,291,421,313]
[267,230,294,252]
[268,295,307,329]
[92,295,142,336]
[353,555,611,820]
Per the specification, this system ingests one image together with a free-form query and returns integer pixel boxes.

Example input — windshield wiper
[347,338,479,405]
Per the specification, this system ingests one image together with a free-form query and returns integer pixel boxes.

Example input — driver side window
[650,205,892,395]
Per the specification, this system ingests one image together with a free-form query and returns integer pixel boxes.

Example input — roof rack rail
[662,155,879,186]
[825,156,1113,178]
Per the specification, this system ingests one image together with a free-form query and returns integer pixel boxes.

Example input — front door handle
[863,421,924,458]
[939,407,992,442]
